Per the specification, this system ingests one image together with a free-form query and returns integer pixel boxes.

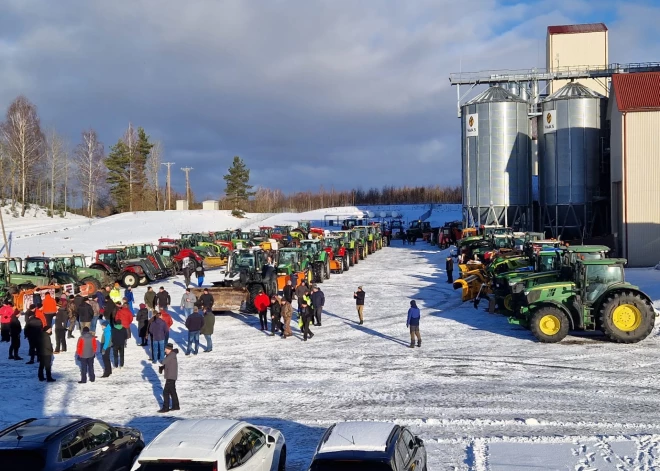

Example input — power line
[161,162,175,210]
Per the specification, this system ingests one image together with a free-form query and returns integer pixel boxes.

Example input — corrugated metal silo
[539,82,607,239]
[461,86,531,229]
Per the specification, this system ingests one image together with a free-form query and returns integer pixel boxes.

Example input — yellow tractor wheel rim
[539,314,561,336]
[503,294,513,312]
[612,304,642,332]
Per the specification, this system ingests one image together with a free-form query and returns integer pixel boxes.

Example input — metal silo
[539,82,607,239]
[461,86,531,229]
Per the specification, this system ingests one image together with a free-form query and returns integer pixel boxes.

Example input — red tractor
[90,249,150,288]
[323,236,349,273]
[157,238,206,270]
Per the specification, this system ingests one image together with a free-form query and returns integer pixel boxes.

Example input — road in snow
[2,205,660,469]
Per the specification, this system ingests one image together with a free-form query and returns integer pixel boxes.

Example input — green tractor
[352,227,369,260]
[509,258,656,343]
[300,239,330,283]
[276,248,313,288]
[50,254,114,292]
[334,230,359,266]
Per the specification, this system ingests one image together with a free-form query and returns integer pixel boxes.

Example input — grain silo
[539,82,607,239]
[461,86,531,229]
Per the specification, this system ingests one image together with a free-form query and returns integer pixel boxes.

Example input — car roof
[319,422,397,454]
[0,417,88,446]
[138,419,242,462]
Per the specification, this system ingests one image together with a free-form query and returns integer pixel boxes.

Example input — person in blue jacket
[124,286,135,314]
[406,300,421,348]
[100,321,113,377]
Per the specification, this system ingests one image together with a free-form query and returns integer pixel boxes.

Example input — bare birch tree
[45,129,67,216]
[1,96,45,215]
[74,129,105,217]
[124,123,136,212]
[147,140,162,210]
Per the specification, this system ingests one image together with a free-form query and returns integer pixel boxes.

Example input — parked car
[308,421,427,471]
[0,416,144,471]
[132,419,286,471]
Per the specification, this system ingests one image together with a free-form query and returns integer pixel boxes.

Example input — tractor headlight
[511,282,524,294]
[525,289,541,305]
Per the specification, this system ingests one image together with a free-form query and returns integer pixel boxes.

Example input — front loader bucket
[191,287,247,312]
[453,275,484,302]
[203,256,227,269]
[329,259,342,273]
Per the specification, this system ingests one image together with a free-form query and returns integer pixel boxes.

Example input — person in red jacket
[253,290,270,331]
[115,304,134,344]
[35,307,47,328]
[42,292,57,328]
[160,309,174,344]
[0,300,14,342]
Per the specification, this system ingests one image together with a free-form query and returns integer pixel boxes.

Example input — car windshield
[135,463,215,471]
[310,461,392,471]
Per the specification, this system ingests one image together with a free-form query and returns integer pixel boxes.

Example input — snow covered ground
[2,204,660,470]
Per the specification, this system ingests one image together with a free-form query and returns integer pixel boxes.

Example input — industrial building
[450,23,660,266]
[608,72,660,267]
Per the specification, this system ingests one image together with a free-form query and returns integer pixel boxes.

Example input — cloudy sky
[1,0,659,199]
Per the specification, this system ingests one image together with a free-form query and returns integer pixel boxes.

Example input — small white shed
[176,199,189,211]
[202,200,219,210]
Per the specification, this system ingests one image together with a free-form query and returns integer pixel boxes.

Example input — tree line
[0,95,460,218]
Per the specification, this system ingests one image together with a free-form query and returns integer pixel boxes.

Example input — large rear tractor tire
[343,255,349,272]
[81,277,101,294]
[348,250,355,267]
[313,263,323,284]
[121,272,139,289]
[529,306,569,343]
[359,246,365,260]
[246,282,265,314]
[599,291,655,343]
[324,260,330,280]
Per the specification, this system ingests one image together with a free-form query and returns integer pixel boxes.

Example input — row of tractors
[449,226,656,344]
[190,221,387,313]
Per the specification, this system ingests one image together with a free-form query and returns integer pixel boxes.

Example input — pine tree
[223,156,254,216]
[105,139,130,212]
[135,127,153,210]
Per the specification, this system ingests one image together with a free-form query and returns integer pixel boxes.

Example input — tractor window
[235,253,254,268]
[25,260,47,276]
[73,257,85,268]
[586,265,623,285]
[583,252,606,261]
[8,260,19,273]
[538,254,559,272]
[99,253,117,265]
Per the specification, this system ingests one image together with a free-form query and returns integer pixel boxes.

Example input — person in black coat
[198,289,214,312]
[111,321,128,368]
[310,286,325,327]
[283,280,294,304]
[156,287,171,311]
[32,289,43,309]
[25,308,44,364]
[8,311,22,360]
[299,300,314,341]
[103,296,117,325]
[136,304,149,346]
[54,306,68,353]
[446,256,454,283]
[38,326,55,382]
[269,295,283,336]
[353,286,365,325]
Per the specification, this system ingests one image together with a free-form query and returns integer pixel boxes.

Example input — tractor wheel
[246,282,265,314]
[599,291,655,343]
[529,306,569,343]
[121,272,139,289]
[139,277,148,286]
[343,255,349,272]
[81,277,101,294]
[324,260,330,280]
[503,294,514,312]
[359,247,365,260]
[306,269,313,284]
[313,263,323,284]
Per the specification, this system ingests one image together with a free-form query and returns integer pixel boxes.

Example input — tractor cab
[297,221,312,233]
[577,260,626,304]
[259,227,274,238]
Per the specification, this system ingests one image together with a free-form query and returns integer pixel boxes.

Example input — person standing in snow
[299,300,314,341]
[100,321,113,377]
[295,282,308,315]
[199,288,214,313]
[283,279,294,304]
[33,288,43,309]
[353,286,365,325]
[76,326,98,383]
[269,295,282,336]
[39,325,56,382]
[8,310,22,360]
[158,343,180,413]
[109,283,122,305]
[406,300,421,348]
[103,296,117,326]
[53,302,68,353]
[96,288,106,316]
[160,309,173,344]
[89,296,100,333]
[144,286,156,318]
[184,307,204,356]
[181,257,192,288]
[254,289,270,331]
[156,287,171,312]
[200,307,215,352]
[180,288,196,318]
[66,296,77,338]
[280,297,293,339]
[25,307,43,364]
[124,286,135,314]
[136,303,149,346]
[195,264,205,287]
[149,312,168,364]
[42,292,57,328]
[310,285,325,327]
[77,298,94,332]
[115,302,134,343]
[111,319,128,369]
[446,256,454,284]
[0,300,13,342]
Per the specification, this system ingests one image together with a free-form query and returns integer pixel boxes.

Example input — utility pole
[0,205,9,259]
[161,162,175,210]
[181,167,193,209]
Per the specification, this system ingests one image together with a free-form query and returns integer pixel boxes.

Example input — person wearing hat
[253,289,271,331]
[136,303,149,346]
[66,295,77,339]
[195,263,205,288]
[295,282,308,316]
[446,256,454,284]
[76,326,98,383]
[158,342,180,413]
[310,285,325,327]
[353,286,365,325]
[111,318,128,369]
[180,288,197,318]
[199,288,214,313]
[78,298,94,332]
[269,295,282,336]
[53,300,69,353]
[38,325,55,382]
[299,299,314,341]
[406,300,422,348]
[25,306,44,364]
[88,295,100,333]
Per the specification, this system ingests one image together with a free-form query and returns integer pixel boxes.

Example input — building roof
[319,422,396,453]
[612,72,660,112]
[543,82,605,102]
[548,23,608,35]
[138,419,241,462]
